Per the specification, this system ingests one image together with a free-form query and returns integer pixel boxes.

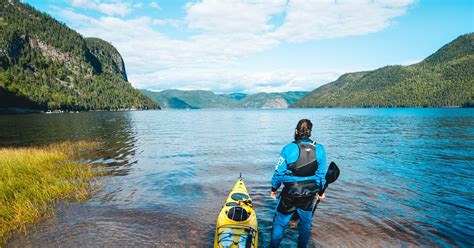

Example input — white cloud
[271,0,416,43]
[59,9,95,26]
[152,18,183,28]
[131,69,343,93]
[185,0,286,34]
[150,1,161,10]
[70,0,131,17]
[59,0,415,93]
[183,0,415,41]
[71,0,97,9]
[66,14,279,69]
[98,3,130,16]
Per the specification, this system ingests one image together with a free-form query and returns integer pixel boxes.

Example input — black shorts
[277,194,315,215]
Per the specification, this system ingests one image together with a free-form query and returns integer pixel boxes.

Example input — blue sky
[23,0,474,93]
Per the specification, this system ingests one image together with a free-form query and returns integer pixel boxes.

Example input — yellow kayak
[214,175,258,248]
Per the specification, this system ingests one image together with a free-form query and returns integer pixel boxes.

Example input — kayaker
[270,119,327,248]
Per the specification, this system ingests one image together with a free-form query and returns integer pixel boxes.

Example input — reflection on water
[1,109,473,247]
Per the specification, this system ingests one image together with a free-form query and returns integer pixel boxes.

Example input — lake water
[1,109,473,247]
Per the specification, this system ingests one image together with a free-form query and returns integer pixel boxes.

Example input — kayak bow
[214,175,258,248]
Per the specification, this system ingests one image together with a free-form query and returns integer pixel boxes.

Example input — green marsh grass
[0,141,101,244]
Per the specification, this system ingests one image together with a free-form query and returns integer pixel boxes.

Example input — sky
[22,0,474,93]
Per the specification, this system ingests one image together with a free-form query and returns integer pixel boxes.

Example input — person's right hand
[316,193,326,201]
[270,191,278,200]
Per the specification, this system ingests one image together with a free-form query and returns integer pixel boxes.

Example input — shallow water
[1,109,473,247]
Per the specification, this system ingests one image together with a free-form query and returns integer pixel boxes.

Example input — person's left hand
[270,191,278,200]
[316,193,326,201]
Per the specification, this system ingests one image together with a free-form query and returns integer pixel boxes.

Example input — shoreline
[0,107,159,115]
[0,105,471,115]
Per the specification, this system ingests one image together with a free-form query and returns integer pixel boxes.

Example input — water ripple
[2,108,473,247]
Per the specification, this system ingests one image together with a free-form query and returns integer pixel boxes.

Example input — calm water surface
[1,109,473,247]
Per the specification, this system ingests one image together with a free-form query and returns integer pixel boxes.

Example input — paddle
[312,161,340,215]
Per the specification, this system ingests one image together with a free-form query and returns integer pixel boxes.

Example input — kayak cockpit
[227,206,249,221]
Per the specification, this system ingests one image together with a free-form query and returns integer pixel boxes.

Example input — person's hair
[294,119,313,140]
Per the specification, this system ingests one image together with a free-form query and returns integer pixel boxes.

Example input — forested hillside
[0,0,158,111]
[292,33,474,108]
[141,89,308,109]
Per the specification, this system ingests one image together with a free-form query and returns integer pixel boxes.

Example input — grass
[0,141,101,244]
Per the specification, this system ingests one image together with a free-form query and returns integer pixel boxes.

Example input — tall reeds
[0,141,101,244]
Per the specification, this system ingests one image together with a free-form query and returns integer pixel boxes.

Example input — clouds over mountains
[57,0,415,93]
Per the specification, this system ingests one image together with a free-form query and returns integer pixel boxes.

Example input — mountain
[235,91,308,108]
[85,37,128,82]
[141,89,308,109]
[0,0,158,111]
[292,33,474,108]
[220,93,248,101]
[142,89,235,109]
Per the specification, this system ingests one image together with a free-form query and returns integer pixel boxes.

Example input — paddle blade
[325,162,340,184]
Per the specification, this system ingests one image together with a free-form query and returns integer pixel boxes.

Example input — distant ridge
[292,33,474,108]
[0,0,158,111]
[141,89,308,109]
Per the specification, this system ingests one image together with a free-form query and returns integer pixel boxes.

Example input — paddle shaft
[312,184,329,215]
[312,162,339,215]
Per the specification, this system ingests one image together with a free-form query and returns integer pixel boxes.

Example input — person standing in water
[270,119,327,248]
